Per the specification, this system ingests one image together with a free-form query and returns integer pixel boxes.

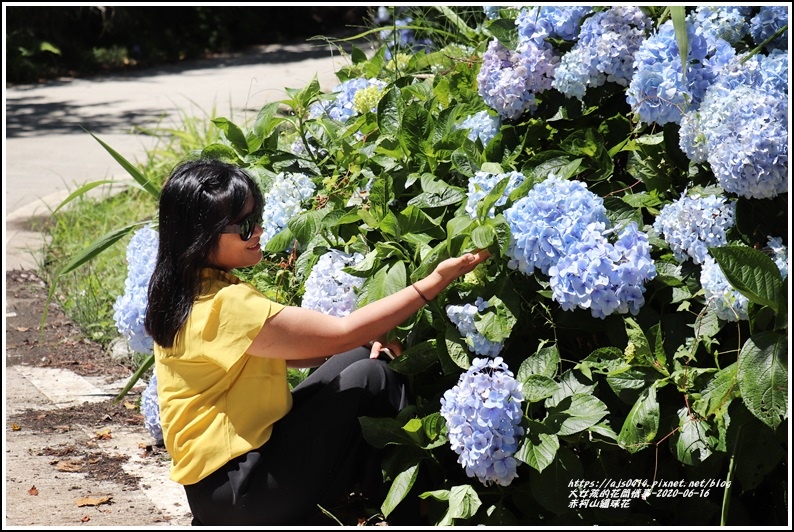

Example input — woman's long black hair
[145,158,264,348]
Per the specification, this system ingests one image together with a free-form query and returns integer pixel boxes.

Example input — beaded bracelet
[412,283,431,304]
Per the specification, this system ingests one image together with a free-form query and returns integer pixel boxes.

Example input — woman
[144,158,489,525]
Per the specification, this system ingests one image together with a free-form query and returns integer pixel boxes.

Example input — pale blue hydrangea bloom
[767,236,788,279]
[515,5,592,45]
[113,224,158,354]
[653,193,736,264]
[549,222,656,319]
[483,6,502,20]
[750,6,788,51]
[701,236,788,322]
[300,249,365,317]
[679,51,788,199]
[553,6,651,100]
[445,297,505,357]
[687,6,751,46]
[477,38,559,120]
[458,110,501,146]
[504,176,609,275]
[308,77,387,123]
[141,373,163,444]
[465,170,525,218]
[626,20,717,125]
[440,356,524,487]
[260,172,316,247]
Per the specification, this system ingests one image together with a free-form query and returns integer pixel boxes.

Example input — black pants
[184,347,407,526]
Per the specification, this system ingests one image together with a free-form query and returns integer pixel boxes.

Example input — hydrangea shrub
[89,5,788,526]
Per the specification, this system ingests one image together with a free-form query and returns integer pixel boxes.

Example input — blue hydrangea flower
[515,5,593,45]
[141,372,163,444]
[553,6,651,100]
[465,170,525,219]
[440,357,524,487]
[679,51,788,200]
[445,297,505,357]
[113,224,158,354]
[301,249,365,317]
[653,193,736,264]
[701,236,788,322]
[308,77,387,123]
[504,176,609,275]
[688,6,751,46]
[260,172,316,247]
[458,110,501,146]
[626,20,717,125]
[750,6,788,51]
[548,222,656,319]
[483,6,502,21]
[477,38,559,120]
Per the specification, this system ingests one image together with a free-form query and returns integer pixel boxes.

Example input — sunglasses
[221,213,261,241]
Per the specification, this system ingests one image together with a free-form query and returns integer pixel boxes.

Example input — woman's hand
[369,336,403,360]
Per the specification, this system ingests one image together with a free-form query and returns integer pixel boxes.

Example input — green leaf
[378,86,403,137]
[520,375,559,403]
[359,416,420,448]
[381,464,418,518]
[471,224,496,249]
[51,179,120,215]
[545,394,609,436]
[618,386,660,453]
[737,331,788,429]
[517,343,560,380]
[86,129,159,198]
[670,6,688,86]
[671,407,714,465]
[710,245,783,312]
[515,420,559,473]
[421,485,482,526]
[212,117,249,155]
[691,363,739,418]
[113,354,154,403]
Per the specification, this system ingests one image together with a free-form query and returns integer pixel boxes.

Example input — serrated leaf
[671,407,713,465]
[545,394,608,436]
[737,331,788,429]
[710,246,783,312]
[618,386,660,453]
[515,420,559,473]
[520,375,559,403]
[691,363,739,418]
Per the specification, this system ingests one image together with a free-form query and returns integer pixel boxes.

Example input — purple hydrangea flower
[260,171,316,247]
[477,38,559,120]
[750,6,788,51]
[553,6,651,100]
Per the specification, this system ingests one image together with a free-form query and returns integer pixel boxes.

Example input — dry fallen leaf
[81,516,91,523]
[56,459,84,472]
[123,402,137,410]
[12,423,21,431]
[28,486,39,496]
[75,495,113,507]
[95,428,112,440]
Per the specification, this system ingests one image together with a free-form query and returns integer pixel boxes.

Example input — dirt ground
[4,269,193,527]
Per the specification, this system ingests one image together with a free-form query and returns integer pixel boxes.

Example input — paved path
[3,40,353,527]
[4,40,349,271]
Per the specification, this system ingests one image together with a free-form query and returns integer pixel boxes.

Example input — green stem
[721,425,740,525]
